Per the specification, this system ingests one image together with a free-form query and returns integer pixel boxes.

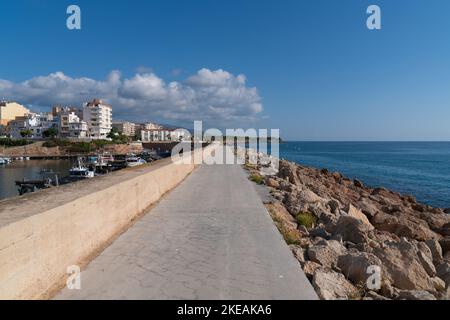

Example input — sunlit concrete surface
[56,162,317,300]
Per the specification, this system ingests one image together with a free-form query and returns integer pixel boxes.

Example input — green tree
[20,129,33,139]
[43,127,59,139]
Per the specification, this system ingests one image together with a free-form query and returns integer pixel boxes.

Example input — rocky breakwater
[243,151,450,300]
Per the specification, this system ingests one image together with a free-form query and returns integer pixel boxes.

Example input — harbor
[0,151,167,200]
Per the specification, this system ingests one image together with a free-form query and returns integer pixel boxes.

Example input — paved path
[56,163,317,300]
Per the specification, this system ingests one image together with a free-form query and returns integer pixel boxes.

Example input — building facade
[8,112,58,140]
[112,121,136,137]
[83,99,112,140]
[0,101,31,126]
[68,121,88,138]
[141,128,190,142]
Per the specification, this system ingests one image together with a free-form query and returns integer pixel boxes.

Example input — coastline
[240,148,450,300]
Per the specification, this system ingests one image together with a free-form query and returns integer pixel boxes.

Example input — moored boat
[69,158,95,179]
[125,155,147,167]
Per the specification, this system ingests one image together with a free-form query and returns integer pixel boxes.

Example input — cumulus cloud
[0,68,263,126]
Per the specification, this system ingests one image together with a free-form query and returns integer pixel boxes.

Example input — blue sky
[1,0,450,140]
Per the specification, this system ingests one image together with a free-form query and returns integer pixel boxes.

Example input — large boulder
[307,240,347,268]
[289,245,305,263]
[346,204,374,228]
[425,239,443,263]
[266,202,297,231]
[265,177,280,189]
[298,189,326,204]
[312,270,358,300]
[337,252,384,286]
[356,198,380,219]
[333,216,373,244]
[278,160,301,185]
[372,211,440,241]
[373,239,435,291]
[415,241,436,277]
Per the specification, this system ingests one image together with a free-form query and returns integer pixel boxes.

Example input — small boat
[125,155,147,167]
[69,158,95,179]
[0,157,10,165]
[97,153,114,166]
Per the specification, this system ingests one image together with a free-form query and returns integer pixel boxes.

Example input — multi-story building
[52,105,83,120]
[8,112,58,140]
[68,121,88,138]
[0,101,31,126]
[141,128,189,142]
[112,121,136,137]
[59,111,82,138]
[83,99,112,140]
[135,122,163,138]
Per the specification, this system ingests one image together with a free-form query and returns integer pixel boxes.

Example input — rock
[278,160,301,185]
[373,239,435,291]
[307,240,347,268]
[436,261,450,288]
[337,252,383,286]
[439,237,450,254]
[380,281,396,298]
[397,290,436,300]
[372,211,440,241]
[356,198,379,219]
[415,242,436,277]
[332,172,342,182]
[346,204,374,228]
[312,270,358,300]
[425,239,443,263]
[333,216,372,244]
[302,261,321,279]
[309,226,330,240]
[444,208,450,214]
[430,277,446,292]
[353,179,364,188]
[365,291,390,300]
[328,200,340,214]
[290,245,305,263]
[266,202,297,231]
[298,189,326,204]
[265,177,280,189]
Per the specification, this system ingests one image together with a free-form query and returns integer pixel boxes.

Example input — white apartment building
[68,121,88,138]
[83,99,112,140]
[141,128,190,142]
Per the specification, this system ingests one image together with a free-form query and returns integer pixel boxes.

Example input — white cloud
[0,68,263,126]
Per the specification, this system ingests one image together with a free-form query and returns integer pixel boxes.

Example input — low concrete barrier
[0,145,214,299]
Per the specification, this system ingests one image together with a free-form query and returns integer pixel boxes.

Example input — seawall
[0,145,213,299]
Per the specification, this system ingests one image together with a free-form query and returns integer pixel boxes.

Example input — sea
[0,159,72,201]
[279,142,450,208]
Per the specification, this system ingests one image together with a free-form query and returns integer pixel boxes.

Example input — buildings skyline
[0,99,188,142]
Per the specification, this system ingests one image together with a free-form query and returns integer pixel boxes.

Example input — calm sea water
[279,142,450,208]
[0,160,72,200]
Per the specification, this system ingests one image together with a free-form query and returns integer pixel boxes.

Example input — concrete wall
[0,145,214,300]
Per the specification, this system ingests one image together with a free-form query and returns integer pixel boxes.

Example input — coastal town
[0,99,192,197]
[0,99,189,143]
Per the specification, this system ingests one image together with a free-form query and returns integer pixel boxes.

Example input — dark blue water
[279,142,450,208]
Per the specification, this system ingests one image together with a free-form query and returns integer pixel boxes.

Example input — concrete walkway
[56,163,317,300]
